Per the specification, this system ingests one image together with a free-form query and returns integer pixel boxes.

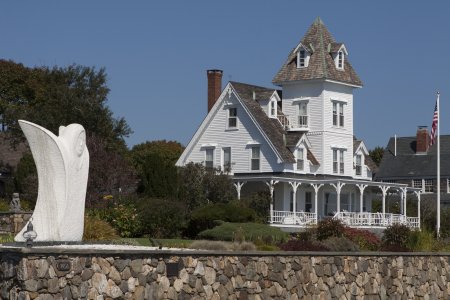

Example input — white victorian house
[176,18,421,230]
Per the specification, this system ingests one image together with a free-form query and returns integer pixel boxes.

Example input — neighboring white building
[177,17,421,230]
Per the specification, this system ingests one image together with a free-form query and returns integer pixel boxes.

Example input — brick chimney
[416,126,429,153]
[207,69,223,112]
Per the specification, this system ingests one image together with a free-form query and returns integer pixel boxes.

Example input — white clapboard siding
[179,91,284,173]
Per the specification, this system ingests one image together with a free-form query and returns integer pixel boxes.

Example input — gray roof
[272,17,362,87]
[230,81,296,163]
[376,135,450,180]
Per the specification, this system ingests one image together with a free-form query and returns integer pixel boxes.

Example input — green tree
[0,60,131,150]
[178,163,235,213]
[369,146,384,166]
[130,140,184,198]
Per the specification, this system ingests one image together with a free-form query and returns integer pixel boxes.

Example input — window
[355,155,362,176]
[424,179,434,193]
[412,179,422,189]
[333,149,338,174]
[228,108,237,128]
[339,150,344,174]
[269,100,276,118]
[251,146,260,171]
[297,148,304,171]
[205,148,214,169]
[298,49,306,67]
[305,192,312,212]
[298,102,308,127]
[332,101,345,127]
[339,103,344,127]
[337,51,344,69]
[223,147,231,173]
[333,102,338,126]
[333,149,345,174]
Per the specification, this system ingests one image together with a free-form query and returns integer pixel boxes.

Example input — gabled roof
[230,81,296,163]
[354,138,377,173]
[272,17,362,87]
[376,135,450,179]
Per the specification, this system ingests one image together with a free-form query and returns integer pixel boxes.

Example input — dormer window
[297,47,309,68]
[337,51,344,69]
[269,100,277,118]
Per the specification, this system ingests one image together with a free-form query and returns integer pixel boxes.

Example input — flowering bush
[343,227,381,251]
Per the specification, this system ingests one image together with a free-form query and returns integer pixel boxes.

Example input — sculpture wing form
[15,120,67,241]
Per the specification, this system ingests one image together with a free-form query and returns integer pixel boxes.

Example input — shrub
[343,227,381,251]
[241,191,271,223]
[279,239,329,251]
[382,223,411,249]
[0,198,9,212]
[83,215,118,241]
[185,203,257,238]
[136,197,187,238]
[407,229,435,252]
[103,203,141,238]
[322,236,359,252]
[316,218,345,241]
[197,222,288,244]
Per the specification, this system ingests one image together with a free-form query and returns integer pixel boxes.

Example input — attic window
[337,51,344,69]
[269,100,277,118]
[297,48,309,68]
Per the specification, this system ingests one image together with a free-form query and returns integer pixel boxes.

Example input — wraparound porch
[233,175,421,230]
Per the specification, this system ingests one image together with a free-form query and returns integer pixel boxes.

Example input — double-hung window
[223,147,231,173]
[251,146,260,171]
[424,179,434,193]
[412,179,422,189]
[332,101,345,127]
[205,148,214,169]
[337,51,344,69]
[228,108,237,128]
[297,148,304,171]
[298,101,308,127]
[269,100,276,118]
[355,155,362,176]
[333,149,345,174]
[298,49,306,67]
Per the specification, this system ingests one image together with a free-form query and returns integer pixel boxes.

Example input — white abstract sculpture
[14,120,89,242]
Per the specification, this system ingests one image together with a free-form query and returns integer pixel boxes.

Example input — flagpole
[437,91,441,238]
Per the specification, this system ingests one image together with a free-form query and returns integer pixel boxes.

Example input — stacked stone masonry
[1,250,450,299]
[0,213,31,235]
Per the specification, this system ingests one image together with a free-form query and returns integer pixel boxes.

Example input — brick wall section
[0,249,449,299]
[207,70,223,113]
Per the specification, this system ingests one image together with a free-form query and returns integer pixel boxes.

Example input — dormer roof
[272,17,362,87]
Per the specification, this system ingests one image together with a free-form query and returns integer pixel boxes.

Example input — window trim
[424,179,434,193]
[337,50,344,70]
[331,100,346,128]
[269,100,277,118]
[227,107,238,129]
[355,154,362,176]
[250,146,261,171]
[332,148,345,174]
[297,100,309,128]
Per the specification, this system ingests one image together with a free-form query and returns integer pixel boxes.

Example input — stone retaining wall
[0,248,449,299]
[0,212,32,235]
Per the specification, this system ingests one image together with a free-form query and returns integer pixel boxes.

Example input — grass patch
[120,238,194,248]
[197,222,288,244]
[0,233,14,244]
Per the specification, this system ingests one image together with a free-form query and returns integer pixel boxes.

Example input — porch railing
[276,114,309,130]
[333,212,420,229]
[271,210,317,226]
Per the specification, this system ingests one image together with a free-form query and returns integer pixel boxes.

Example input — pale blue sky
[1,1,449,150]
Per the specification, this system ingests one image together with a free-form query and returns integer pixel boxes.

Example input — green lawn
[119,238,194,248]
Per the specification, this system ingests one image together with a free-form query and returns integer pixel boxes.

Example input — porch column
[331,181,346,213]
[414,190,421,229]
[380,185,390,216]
[400,187,407,217]
[233,181,246,200]
[356,184,368,213]
[265,180,279,224]
[311,183,323,223]
[289,181,301,214]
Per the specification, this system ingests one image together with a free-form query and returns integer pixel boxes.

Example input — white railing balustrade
[271,210,317,226]
[277,114,309,130]
[333,212,419,229]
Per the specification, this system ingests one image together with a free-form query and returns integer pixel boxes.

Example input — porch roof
[232,173,421,193]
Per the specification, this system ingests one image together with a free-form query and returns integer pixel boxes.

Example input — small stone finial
[10,193,21,212]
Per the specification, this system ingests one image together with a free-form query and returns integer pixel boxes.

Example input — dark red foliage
[343,227,381,251]
[279,239,329,251]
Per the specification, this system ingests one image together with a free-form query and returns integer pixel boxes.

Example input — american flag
[430,100,438,146]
